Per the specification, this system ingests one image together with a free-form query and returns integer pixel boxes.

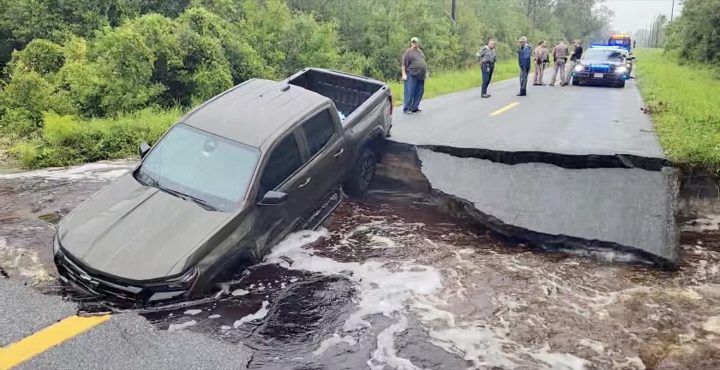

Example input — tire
[571,78,580,86]
[344,148,376,197]
[617,80,626,88]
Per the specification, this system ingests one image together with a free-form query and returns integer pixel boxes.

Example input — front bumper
[573,71,628,85]
[54,237,196,304]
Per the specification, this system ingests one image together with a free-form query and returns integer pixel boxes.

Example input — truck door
[253,130,316,254]
[296,107,347,208]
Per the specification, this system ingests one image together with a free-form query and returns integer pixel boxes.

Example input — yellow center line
[0,315,110,370]
[489,102,520,117]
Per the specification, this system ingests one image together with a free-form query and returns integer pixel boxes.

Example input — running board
[296,188,343,231]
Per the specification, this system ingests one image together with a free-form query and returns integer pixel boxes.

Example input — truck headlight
[615,66,628,74]
[574,64,584,72]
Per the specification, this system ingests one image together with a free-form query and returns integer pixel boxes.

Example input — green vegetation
[634,48,720,170]
[665,0,720,65]
[388,61,517,105]
[0,0,613,168]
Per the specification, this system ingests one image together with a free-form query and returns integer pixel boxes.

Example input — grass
[387,60,517,105]
[8,107,183,169]
[634,48,720,171]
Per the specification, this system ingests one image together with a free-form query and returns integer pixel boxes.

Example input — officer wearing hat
[517,36,532,96]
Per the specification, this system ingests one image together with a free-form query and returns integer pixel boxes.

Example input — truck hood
[58,173,233,281]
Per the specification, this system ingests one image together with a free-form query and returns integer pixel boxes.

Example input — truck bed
[287,69,386,120]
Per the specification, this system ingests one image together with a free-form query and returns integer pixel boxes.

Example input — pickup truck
[53,68,393,303]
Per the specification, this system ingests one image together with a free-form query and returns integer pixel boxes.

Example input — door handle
[333,148,345,158]
[298,178,311,189]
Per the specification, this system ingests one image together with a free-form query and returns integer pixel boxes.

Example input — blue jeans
[403,75,425,112]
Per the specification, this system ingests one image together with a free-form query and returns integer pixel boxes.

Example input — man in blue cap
[517,36,532,96]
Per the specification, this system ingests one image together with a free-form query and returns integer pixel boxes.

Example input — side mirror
[139,142,151,158]
[259,191,288,206]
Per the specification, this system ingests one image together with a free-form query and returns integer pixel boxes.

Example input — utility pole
[451,0,456,23]
[670,0,675,22]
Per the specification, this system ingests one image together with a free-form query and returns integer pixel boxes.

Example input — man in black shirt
[565,39,583,86]
[401,37,428,114]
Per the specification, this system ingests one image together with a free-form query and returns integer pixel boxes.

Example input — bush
[7,107,183,168]
[9,39,65,75]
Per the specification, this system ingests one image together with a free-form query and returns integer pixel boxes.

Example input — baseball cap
[517,36,528,42]
[410,37,419,44]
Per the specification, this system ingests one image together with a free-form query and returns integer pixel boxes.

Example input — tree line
[664,0,720,66]
[0,0,612,167]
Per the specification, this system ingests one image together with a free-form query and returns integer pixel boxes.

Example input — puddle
[1,159,720,369]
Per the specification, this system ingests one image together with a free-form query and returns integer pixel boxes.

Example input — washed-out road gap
[390,75,678,264]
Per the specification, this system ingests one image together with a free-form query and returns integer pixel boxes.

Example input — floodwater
[1,158,719,370]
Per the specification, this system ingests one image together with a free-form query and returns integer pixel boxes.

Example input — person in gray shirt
[401,37,428,114]
[476,38,497,98]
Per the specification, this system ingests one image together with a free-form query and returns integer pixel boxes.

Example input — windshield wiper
[159,187,218,211]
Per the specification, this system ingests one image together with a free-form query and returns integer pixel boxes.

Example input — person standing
[550,40,569,86]
[566,39,584,86]
[517,36,532,96]
[476,38,497,98]
[401,37,428,114]
[533,40,549,86]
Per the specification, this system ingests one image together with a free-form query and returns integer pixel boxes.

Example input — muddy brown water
[1,159,719,370]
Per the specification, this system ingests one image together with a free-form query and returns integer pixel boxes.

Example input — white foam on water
[208,314,221,319]
[231,288,250,296]
[0,160,134,180]
[220,325,232,330]
[233,301,270,328]
[265,229,443,369]
[168,320,197,332]
[578,338,605,354]
[183,309,202,316]
[682,214,720,232]
[313,333,357,356]
[0,239,54,285]
[367,316,419,370]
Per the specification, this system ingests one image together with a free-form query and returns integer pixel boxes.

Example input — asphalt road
[390,71,678,264]
[392,73,666,159]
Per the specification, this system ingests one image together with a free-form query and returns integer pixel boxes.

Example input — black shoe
[481,94,491,98]
[517,92,527,96]
[403,110,413,114]
[411,109,422,113]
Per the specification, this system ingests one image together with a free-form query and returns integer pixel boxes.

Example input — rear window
[302,110,336,157]
[259,134,303,194]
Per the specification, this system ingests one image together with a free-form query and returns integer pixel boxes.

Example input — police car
[572,45,633,88]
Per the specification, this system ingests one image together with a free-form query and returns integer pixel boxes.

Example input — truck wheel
[344,148,376,197]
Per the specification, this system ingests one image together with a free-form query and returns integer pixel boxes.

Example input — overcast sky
[603,0,683,33]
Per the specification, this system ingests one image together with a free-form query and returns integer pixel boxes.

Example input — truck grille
[55,251,148,302]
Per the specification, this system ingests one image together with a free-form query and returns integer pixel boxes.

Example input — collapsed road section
[389,81,679,266]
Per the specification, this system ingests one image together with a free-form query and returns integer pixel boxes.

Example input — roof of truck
[182,79,330,149]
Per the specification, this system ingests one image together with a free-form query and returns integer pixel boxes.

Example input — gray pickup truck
[53,68,393,303]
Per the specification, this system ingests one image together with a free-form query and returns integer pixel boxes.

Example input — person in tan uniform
[533,41,549,85]
[550,40,569,86]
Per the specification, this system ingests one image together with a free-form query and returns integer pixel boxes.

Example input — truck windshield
[135,124,259,212]
[584,49,624,63]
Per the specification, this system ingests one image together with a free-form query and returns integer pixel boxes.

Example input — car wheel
[572,78,580,86]
[617,81,626,88]
[344,148,376,197]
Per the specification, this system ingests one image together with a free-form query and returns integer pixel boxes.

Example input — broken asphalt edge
[385,140,680,270]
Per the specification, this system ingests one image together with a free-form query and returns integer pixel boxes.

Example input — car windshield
[135,124,259,212]
[584,49,625,62]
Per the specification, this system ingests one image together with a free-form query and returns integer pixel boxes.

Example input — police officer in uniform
[566,39,583,86]
[476,38,497,98]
